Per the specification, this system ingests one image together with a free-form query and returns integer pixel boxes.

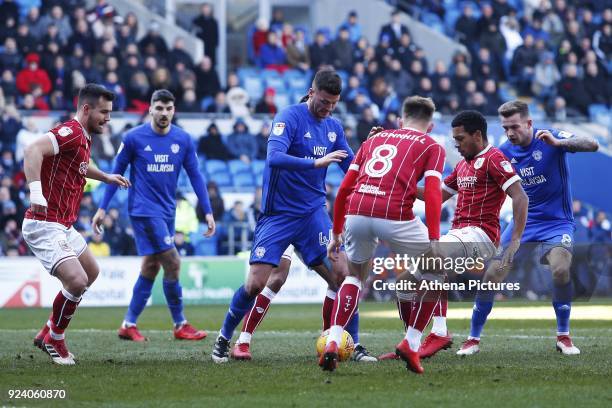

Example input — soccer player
[321,96,446,373]
[212,69,361,363]
[25,84,130,365]
[456,101,599,356]
[92,89,215,342]
[377,110,529,369]
[232,245,375,362]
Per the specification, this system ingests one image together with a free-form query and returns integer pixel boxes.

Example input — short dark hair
[498,100,529,118]
[77,83,114,108]
[402,96,435,122]
[451,110,488,141]
[312,69,342,96]
[151,89,175,104]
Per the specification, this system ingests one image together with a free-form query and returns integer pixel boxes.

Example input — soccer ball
[316,329,355,362]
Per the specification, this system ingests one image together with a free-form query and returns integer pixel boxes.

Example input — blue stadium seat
[274,93,291,110]
[228,159,251,175]
[206,160,228,176]
[263,70,285,92]
[243,75,265,100]
[284,70,308,91]
[233,173,255,188]
[252,160,266,177]
[210,172,232,188]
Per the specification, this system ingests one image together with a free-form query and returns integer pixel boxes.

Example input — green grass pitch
[1,301,611,407]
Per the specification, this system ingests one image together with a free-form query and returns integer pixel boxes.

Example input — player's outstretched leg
[548,248,580,355]
[420,289,453,358]
[118,274,154,342]
[320,276,362,371]
[233,286,276,360]
[395,286,441,374]
[34,313,52,350]
[213,264,272,363]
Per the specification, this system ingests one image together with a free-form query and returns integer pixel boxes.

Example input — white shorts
[344,215,430,264]
[439,226,497,261]
[22,219,87,274]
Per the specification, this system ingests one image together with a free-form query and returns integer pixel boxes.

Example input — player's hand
[314,150,348,168]
[368,126,384,139]
[203,213,216,237]
[535,130,560,148]
[327,233,343,262]
[499,239,520,270]
[92,208,106,235]
[106,174,131,188]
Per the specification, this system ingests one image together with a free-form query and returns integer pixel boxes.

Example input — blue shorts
[250,207,332,267]
[501,219,574,264]
[131,216,175,256]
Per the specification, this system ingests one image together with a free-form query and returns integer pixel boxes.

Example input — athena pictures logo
[254,246,266,258]
[78,162,88,175]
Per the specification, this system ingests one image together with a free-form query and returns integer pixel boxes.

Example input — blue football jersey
[499,127,574,223]
[113,123,201,219]
[261,103,354,216]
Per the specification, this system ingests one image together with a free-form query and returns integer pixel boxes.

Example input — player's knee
[551,265,570,285]
[244,279,265,297]
[66,273,89,296]
[267,274,287,292]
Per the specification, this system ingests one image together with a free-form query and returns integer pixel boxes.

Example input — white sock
[123,320,136,328]
[238,332,252,344]
[467,336,480,341]
[557,331,569,336]
[49,328,64,341]
[431,316,447,336]
[405,326,422,352]
[327,325,344,346]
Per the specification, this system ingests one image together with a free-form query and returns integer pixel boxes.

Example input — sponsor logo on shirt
[58,127,73,137]
[328,131,337,142]
[500,160,513,173]
[458,176,477,189]
[171,144,180,154]
[532,150,542,161]
[358,183,386,196]
[272,122,285,136]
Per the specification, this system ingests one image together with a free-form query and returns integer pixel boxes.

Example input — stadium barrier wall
[0,256,328,308]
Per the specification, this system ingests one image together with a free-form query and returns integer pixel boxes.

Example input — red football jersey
[443,144,521,245]
[25,118,92,227]
[346,128,446,221]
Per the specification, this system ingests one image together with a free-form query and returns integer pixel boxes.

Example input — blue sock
[552,281,573,334]
[345,311,359,344]
[125,275,154,324]
[163,279,186,326]
[220,285,256,340]
[469,290,494,339]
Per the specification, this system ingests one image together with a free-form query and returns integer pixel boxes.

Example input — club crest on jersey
[328,131,337,143]
[272,122,285,136]
[58,126,73,137]
[171,144,180,154]
[558,131,573,139]
[474,157,485,169]
[500,160,513,173]
[561,234,572,247]
[254,246,266,258]
[532,150,542,161]
[78,162,88,175]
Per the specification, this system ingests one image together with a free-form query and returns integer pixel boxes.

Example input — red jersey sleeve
[331,145,366,234]
[47,123,84,155]
[443,164,459,195]
[487,151,522,192]
[422,143,446,180]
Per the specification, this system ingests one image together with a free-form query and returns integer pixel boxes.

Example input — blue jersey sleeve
[267,108,316,170]
[550,128,575,153]
[183,137,213,215]
[332,125,354,173]
[99,133,134,211]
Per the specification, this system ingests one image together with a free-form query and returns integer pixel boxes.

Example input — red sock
[397,300,413,331]
[322,290,335,330]
[50,289,81,335]
[409,288,441,332]
[330,277,361,328]
[242,287,275,334]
